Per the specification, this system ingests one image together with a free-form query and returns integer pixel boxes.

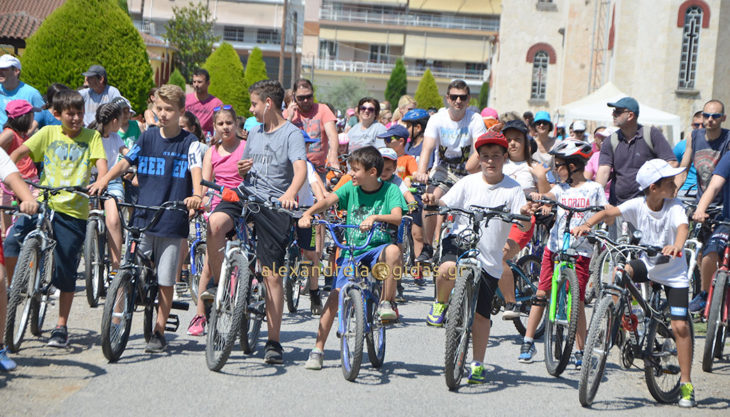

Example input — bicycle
[584,223,612,305]
[313,218,389,382]
[439,204,529,391]
[701,215,730,372]
[186,209,208,305]
[282,222,314,314]
[83,193,112,308]
[578,232,694,406]
[491,254,544,338]
[99,200,190,362]
[5,184,88,352]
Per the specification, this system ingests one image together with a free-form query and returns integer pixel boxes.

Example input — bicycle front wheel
[241,273,264,354]
[644,314,692,403]
[544,267,580,377]
[702,272,727,372]
[579,295,615,407]
[513,255,544,338]
[100,270,135,362]
[84,220,103,307]
[444,268,474,391]
[366,284,386,368]
[585,249,611,305]
[284,248,302,313]
[341,287,365,381]
[4,236,40,352]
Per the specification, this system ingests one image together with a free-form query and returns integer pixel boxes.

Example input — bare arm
[9,144,30,164]
[88,158,130,194]
[3,172,38,215]
[414,136,437,182]
[184,166,203,210]
[464,143,480,174]
[298,192,340,228]
[279,159,307,209]
[595,165,611,187]
[0,130,14,152]
[693,174,726,221]
[323,120,340,169]
[95,158,108,178]
[674,136,693,190]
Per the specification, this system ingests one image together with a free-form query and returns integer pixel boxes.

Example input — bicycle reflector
[222,188,239,202]
[622,314,638,332]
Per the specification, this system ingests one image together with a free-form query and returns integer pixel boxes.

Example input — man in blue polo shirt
[0,55,44,131]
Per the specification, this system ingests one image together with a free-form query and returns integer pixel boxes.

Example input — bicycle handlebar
[116,200,188,234]
[313,219,384,252]
[529,197,604,214]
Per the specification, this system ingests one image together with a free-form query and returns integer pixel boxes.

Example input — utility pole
[278,0,289,84]
[290,10,298,87]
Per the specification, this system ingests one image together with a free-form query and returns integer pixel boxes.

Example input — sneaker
[574,350,583,370]
[415,244,433,263]
[468,361,486,384]
[175,282,188,297]
[688,292,707,313]
[413,275,426,286]
[187,315,206,336]
[395,284,406,303]
[47,325,69,348]
[0,348,17,371]
[304,348,324,370]
[145,331,167,353]
[426,302,447,327]
[377,301,397,321]
[518,341,537,363]
[264,340,284,364]
[310,290,322,316]
[501,302,520,320]
[678,382,695,408]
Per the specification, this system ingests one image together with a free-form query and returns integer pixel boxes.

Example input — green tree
[163,1,219,82]
[117,0,128,14]
[414,69,443,110]
[21,0,154,112]
[384,58,407,107]
[478,81,489,109]
[168,68,186,91]
[318,78,369,112]
[203,43,250,117]
[244,47,268,88]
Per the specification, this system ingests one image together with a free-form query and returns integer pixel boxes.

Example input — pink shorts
[538,247,591,302]
[508,216,535,249]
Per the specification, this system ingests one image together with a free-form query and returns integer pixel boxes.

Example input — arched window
[531,51,548,100]
[678,6,703,89]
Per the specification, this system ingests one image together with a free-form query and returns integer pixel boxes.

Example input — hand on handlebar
[278,192,299,210]
[413,171,429,184]
[298,213,312,229]
[571,224,592,237]
[422,192,438,206]
[360,215,376,232]
[692,209,708,223]
[19,200,38,215]
[184,195,202,211]
[88,178,108,196]
[662,244,683,258]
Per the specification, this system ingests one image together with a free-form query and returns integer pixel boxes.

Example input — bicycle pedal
[166,314,180,332]
[247,300,265,315]
[171,300,189,311]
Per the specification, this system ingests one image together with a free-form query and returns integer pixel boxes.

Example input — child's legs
[103,197,123,269]
[139,235,184,335]
[436,261,456,303]
[2,215,36,287]
[206,211,235,286]
[302,249,320,290]
[412,224,424,257]
[665,285,693,383]
[51,213,86,327]
[524,248,555,339]
[297,226,320,291]
[422,185,445,246]
[195,262,211,316]
[374,244,402,302]
[472,275,499,363]
[499,240,520,304]
[314,288,339,351]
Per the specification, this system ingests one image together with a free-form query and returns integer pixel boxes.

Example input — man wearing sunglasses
[185,68,223,136]
[675,99,730,313]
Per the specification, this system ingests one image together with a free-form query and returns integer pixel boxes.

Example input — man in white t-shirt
[413,80,487,262]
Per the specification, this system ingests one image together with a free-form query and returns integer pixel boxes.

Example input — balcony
[306,58,485,82]
[319,3,499,32]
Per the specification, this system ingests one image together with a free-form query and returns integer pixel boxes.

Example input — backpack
[609,125,654,155]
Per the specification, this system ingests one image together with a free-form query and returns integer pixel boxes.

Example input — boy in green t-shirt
[298,146,407,370]
[7,90,107,348]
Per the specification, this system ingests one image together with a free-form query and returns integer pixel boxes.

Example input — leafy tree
[21,0,154,112]
[163,1,219,83]
[168,68,186,91]
[384,58,407,107]
[203,43,250,117]
[318,78,369,113]
[478,82,489,109]
[414,69,443,110]
[244,47,268,88]
[117,0,128,14]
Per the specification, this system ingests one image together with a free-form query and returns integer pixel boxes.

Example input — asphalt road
[1,278,728,417]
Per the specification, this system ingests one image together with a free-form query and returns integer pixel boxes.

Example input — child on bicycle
[574,158,694,407]
[518,140,607,367]
[422,131,533,384]
[298,146,407,370]
[7,89,107,348]
[90,84,203,353]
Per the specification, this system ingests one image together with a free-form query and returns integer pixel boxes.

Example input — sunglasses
[213,104,232,112]
[535,121,550,126]
[449,94,468,102]
[360,106,375,113]
[555,162,568,169]
[703,112,724,119]
[384,136,404,143]
[296,94,313,101]
[612,108,629,116]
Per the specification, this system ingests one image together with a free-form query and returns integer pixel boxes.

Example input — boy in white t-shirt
[422,131,533,384]
[573,159,695,408]
[519,140,608,367]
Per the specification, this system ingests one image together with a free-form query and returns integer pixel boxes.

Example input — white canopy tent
[557,82,682,145]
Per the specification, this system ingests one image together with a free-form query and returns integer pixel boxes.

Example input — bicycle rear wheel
[702,272,727,372]
[284,247,302,313]
[340,287,365,381]
[644,308,692,403]
[241,273,265,354]
[366,285,386,368]
[100,270,135,362]
[444,268,474,391]
[4,241,38,353]
[579,295,615,407]
[585,249,611,305]
[84,220,104,307]
[30,245,53,337]
[189,242,206,305]
[513,255,544,338]
[544,267,580,377]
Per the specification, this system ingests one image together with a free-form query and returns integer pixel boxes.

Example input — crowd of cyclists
[0,51,728,408]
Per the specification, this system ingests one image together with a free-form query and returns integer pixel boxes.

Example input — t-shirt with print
[712,151,730,220]
[440,173,526,278]
[423,108,486,171]
[287,104,336,170]
[690,128,730,203]
[80,85,122,126]
[185,93,223,134]
[25,125,105,219]
[297,160,320,207]
[396,154,418,180]
[618,197,688,288]
[0,147,19,181]
[101,132,125,170]
[0,81,44,127]
[335,180,407,256]
[503,159,536,195]
[348,122,387,152]
[242,121,307,198]
[119,120,142,150]
[124,127,202,238]
[546,181,608,256]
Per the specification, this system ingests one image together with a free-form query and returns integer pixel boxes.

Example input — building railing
[305,57,485,81]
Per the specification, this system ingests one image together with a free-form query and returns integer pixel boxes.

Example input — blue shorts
[4,211,86,292]
[702,224,729,256]
[107,178,124,201]
[334,243,390,290]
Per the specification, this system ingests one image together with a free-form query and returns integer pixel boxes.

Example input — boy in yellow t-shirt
[7,89,107,348]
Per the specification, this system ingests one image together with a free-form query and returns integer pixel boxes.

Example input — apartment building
[301,0,500,100]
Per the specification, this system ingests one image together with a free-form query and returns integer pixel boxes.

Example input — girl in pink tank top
[202,107,245,211]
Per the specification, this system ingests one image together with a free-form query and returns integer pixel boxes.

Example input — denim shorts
[334,243,390,290]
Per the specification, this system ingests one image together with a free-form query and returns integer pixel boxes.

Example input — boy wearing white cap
[573,158,695,408]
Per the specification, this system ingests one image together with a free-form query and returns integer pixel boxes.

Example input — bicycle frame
[704,241,730,321]
[187,212,207,277]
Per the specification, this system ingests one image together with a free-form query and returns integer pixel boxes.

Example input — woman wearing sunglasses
[346,97,387,153]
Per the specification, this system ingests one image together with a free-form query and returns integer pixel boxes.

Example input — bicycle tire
[366,285,386,368]
[100,270,135,362]
[189,242,206,305]
[444,268,474,391]
[644,306,692,403]
[207,252,249,371]
[340,287,365,381]
[5,236,43,351]
[241,273,264,354]
[84,220,103,307]
[402,228,415,270]
[32,246,54,336]
[143,304,157,344]
[702,272,727,372]
[578,295,615,407]
[513,255,545,338]
[284,247,302,313]
[585,249,608,305]
[544,267,580,377]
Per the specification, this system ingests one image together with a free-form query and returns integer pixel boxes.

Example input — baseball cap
[0,54,21,70]
[346,108,355,117]
[607,96,640,116]
[379,147,398,161]
[376,124,409,140]
[82,64,107,78]
[5,99,38,118]
[594,127,616,138]
[502,119,528,134]
[636,159,685,191]
[474,131,508,151]
[573,120,586,132]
